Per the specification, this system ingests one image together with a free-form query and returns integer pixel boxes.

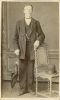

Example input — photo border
[0,0,60,100]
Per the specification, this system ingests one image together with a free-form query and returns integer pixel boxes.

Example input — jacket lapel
[21,19,25,36]
[29,18,34,36]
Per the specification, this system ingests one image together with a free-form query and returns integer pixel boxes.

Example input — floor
[1,81,59,98]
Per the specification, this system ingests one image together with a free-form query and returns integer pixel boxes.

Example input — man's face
[24,6,33,18]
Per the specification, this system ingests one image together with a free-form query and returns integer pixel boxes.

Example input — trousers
[19,59,34,91]
[19,40,34,91]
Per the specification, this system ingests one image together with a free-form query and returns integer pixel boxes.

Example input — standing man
[14,4,45,95]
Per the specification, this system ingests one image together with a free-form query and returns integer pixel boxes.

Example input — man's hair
[24,4,33,11]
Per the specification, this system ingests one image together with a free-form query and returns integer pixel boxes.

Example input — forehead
[24,6,32,10]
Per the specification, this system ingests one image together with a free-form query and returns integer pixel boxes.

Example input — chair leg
[36,77,38,96]
[48,78,52,96]
[50,77,52,96]
[48,80,50,91]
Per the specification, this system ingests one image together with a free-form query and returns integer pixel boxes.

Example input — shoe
[28,89,35,95]
[18,90,27,96]
[28,89,33,93]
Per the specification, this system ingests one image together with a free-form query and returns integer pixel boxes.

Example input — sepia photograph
[1,1,59,98]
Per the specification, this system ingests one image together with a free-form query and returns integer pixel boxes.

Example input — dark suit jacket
[14,18,45,60]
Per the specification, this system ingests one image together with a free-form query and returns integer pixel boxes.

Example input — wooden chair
[34,43,59,97]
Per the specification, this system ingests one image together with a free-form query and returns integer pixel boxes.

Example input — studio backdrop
[2,2,59,81]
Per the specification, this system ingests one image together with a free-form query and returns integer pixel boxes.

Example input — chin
[25,15,31,18]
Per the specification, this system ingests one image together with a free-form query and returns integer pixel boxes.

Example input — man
[14,5,45,95]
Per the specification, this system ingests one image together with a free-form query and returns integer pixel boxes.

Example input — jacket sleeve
[13,22,19,50]
[36,21,45,44]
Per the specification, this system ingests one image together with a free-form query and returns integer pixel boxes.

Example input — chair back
[36,43,49,72]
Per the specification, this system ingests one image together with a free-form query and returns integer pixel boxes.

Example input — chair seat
[37,72,59,80]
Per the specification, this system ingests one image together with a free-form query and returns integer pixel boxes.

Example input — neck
[24,17,32,25]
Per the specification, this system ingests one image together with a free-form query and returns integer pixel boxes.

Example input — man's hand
[14,49,19,56]
[34,40,39,50]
